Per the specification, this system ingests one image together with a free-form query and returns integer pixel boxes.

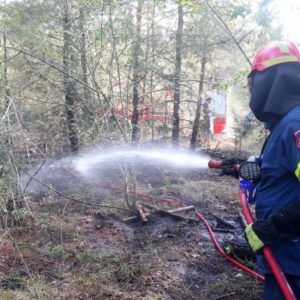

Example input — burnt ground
[0,162,263,300]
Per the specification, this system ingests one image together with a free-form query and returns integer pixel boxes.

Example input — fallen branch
[142,203,198,223]
[136,204,148,223]
[159,211,199,223]
[168,206,195,214]
[211,213,236,229]
[123,204,196,223]
[123,213,151,222]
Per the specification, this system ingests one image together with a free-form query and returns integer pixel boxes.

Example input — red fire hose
[105,159,295,298]
[208,159,296,300]
[108,182,264,281]
[194,210,264,281]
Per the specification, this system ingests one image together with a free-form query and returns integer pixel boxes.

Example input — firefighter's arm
[245,200,300,252]
[245,126,300,252]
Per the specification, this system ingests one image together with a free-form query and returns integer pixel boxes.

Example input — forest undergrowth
[0,160,263,300]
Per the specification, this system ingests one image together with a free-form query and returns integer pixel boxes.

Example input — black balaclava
[249,62,300,123]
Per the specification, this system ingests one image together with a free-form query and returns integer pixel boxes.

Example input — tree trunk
[3,0,10,137]
[109,4,129,141]
[140,2,152,141]
[79,5,93,124]
[190,56,206,150]
[2,0,19,214]
[172,4,183,147]
[131,0,143,144]
[63,0,79,153]
[3,22,9,112]
[150,0,156,141]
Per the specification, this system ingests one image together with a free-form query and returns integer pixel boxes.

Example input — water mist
[74,147,210,176]
[21,146,210,197]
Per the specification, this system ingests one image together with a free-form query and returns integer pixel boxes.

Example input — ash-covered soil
[1,160,263,299]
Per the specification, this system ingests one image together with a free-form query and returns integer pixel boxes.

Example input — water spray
[21,147,211,195]
[74,147,210,176]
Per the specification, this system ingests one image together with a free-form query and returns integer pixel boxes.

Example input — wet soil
[1,161,263,299]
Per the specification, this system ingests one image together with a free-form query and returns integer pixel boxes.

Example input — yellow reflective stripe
[263,55,298,67]
[294,162,300,180]
[262,55,298,68]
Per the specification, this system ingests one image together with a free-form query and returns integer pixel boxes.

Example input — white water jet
[74,147,210,176]
[20,146,210,196]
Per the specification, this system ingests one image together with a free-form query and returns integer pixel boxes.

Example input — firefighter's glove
[245,224,265,252]
[219,158,245,179]
[219,167,239,179]
[221,158,245,166]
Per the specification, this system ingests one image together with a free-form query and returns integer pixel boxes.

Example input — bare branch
[205,1,251,66]
[22,170,135,213]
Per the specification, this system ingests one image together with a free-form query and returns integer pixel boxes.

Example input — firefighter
[241,40,300,299]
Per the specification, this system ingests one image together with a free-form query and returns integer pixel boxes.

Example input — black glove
[220,158,245,166]
[249,200,300,247]
[220,167,240,179]
[219,158,245,179]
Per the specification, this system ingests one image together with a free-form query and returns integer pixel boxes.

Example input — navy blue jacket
[256,105,300,275]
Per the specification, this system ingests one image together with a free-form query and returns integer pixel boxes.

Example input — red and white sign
[208,91,227,134]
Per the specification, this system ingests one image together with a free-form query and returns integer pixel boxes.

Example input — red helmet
[251,40,300,72]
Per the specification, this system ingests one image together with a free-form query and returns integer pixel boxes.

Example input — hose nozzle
[208,159,222,169]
